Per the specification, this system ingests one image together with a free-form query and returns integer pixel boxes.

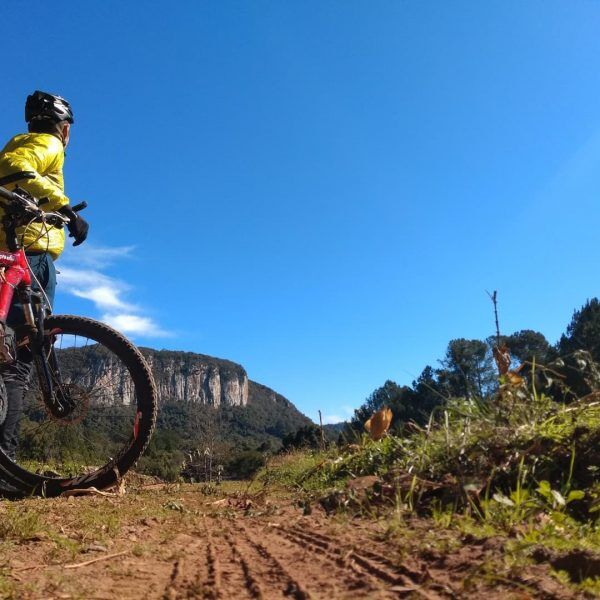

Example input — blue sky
[1,1,599,423]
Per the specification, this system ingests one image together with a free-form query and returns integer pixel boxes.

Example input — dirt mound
[532,547,600,583]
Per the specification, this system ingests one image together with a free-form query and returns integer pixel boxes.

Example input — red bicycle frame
[0,248,32,323]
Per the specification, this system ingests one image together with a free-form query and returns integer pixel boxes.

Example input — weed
[132,543,147,557]
[163,500,187,512]
[0,571,16,599]
[431,501,454,528]
[199,483,218,496]
[0,505,43,541]
[69,504,123,542]
[46,531,81,562]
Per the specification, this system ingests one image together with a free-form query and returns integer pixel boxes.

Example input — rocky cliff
[141,349,313,445]
[140,348,249,407]
[55,346,312,441]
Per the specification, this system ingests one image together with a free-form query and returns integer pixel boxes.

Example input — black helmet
[25,90,74,125]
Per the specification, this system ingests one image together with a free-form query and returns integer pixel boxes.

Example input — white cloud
[58,267,117,288]
[101,313,169,337]
[323,405,355,425]
[72,285,134,311]
[56,244,169,339]
[61,244,135,268]
[59,267,134,311]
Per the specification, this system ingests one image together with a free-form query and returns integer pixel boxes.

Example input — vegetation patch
[259,391,600,595]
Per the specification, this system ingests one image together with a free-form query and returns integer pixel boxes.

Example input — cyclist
[0,91,89,462]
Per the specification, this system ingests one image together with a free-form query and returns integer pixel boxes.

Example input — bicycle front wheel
[0,315,157,497]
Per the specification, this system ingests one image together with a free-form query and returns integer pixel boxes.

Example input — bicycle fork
[22,290,74,419]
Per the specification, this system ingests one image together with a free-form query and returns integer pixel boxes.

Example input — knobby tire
[0,315,157,497]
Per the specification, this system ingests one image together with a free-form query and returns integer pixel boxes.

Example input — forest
[339,297,600,439]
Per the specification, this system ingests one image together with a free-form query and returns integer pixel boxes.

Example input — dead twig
[318,409,326,452]
[486,289,501,345]
[13,564,40,573]
[61,487,117,498]
[14,550,129,572]
[63,551,128,569]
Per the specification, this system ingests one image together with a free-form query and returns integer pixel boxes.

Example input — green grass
[259,450,337,491]
[0,504,43,541]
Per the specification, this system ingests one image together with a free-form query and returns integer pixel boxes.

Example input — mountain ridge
[136,346,313,450]
[138,346,310,419]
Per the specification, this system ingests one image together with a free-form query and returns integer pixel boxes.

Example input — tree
[502,330,552,365]
[439,338,495,398]
[351,380,412,429]
[226,450,265,479]
[558,298,600,361]
[187,403,220,481]
[408,365,444,423]
[282,424,321,450]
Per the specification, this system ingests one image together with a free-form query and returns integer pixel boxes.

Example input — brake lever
[44,212,70,225]
[11,198,42,219]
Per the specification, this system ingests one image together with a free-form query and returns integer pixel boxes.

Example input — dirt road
[0,483,580,599]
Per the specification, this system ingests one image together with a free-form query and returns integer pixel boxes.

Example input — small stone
[85,544,108,553]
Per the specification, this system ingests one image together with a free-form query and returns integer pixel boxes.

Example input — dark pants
[0,254,56,460]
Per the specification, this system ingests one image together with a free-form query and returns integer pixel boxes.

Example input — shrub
[226,450,265,479]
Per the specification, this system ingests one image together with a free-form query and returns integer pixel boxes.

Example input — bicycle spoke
[0,315,156,496]
[18,333,138,475]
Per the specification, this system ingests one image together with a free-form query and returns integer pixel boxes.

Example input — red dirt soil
[0,484,586,599]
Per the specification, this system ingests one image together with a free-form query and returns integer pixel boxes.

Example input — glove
[60,206,90,246]
[68,214,89,246]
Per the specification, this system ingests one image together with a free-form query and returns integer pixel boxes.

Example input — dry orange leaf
[506,371,524,385]
[364,407,393,441]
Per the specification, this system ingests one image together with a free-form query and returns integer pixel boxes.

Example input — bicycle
[0,182,157,497]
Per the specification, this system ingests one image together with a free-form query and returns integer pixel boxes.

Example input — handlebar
[0,183,89,252]
[0,186,17,204]
[71,201,88,212]
[0,184,86,227]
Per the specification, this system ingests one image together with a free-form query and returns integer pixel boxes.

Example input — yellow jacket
[0,133,69,259]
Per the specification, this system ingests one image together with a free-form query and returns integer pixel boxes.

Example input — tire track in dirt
[161,522,230,600]
[288,525,446,591]
[242,521,386,599]
[204,533,222,599]
[284,525,404,584]
[236,524,311,599]
[161,518,408,599]
[162,538,207,600]
[272,524,449,599]
[224,532,264,598]
[159,509,457,600]
[3,486,581,599]
[171,520,311,600]
[289,526,425,583]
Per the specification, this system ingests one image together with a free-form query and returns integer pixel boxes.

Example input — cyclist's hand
[67,213,89,246]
